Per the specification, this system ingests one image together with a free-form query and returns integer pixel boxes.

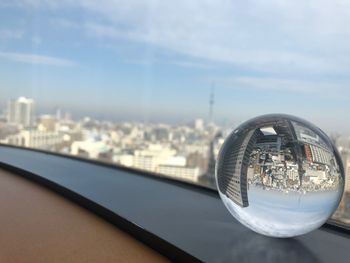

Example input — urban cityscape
[247,122,341,193]
[1,96,350,225]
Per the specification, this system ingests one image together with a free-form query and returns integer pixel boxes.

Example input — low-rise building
[1,130,62,149]
[157,165,200,182]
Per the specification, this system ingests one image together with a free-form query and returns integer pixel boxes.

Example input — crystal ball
[216,114,344,237]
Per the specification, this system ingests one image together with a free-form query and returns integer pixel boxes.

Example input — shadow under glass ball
[216,114,344,238]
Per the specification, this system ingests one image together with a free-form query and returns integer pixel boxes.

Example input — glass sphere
[216,114,344,237]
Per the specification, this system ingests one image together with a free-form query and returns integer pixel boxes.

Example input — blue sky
[1,0,350,133]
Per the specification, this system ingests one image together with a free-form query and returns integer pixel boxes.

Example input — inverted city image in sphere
[215,114,344,237]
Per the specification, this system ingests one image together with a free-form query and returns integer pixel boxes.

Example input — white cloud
[123,57,214,69]
[85,21,328,73]
[71,0,350,74]
[0,51,75,66]
[5,0,350,75]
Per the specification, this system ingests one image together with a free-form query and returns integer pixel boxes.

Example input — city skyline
[1,94,350,136]
[2,95,350,225]
[1,1,350,133]
[0,96,224,186]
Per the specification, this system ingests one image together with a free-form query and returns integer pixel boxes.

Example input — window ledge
[0,145,349,262]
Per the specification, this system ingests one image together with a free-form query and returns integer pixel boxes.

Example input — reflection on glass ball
[216,114,344,238]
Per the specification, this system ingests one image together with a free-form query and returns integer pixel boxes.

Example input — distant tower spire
[209,84,215,124]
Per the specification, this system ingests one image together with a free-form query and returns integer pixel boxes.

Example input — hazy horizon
[1,1,350,133]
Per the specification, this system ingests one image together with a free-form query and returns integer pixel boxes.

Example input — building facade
[7,97,35,128]
[1,130,62,149]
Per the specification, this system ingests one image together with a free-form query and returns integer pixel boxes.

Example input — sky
[1,0,350,133]
[221,185,341,237]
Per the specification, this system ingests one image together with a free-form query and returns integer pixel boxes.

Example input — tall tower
[209,84,215,124]
[206,84,216,187]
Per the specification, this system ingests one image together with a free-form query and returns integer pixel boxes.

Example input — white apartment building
[156,165,200,182]
[71,139,111,159]
[7,97,35,128]
[124,144,174,171]
[114,144,200,182]
[306,169,327,184]
[1,130,62,149]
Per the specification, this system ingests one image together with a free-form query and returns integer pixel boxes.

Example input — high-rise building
[217,129,259,208]
[7,97,35,128]
[206,131,223,187]
[343,158,350,193]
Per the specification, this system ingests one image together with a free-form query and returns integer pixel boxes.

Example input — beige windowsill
[0,168,168,263]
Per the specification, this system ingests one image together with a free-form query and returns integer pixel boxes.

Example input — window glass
[0,1,349,226]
